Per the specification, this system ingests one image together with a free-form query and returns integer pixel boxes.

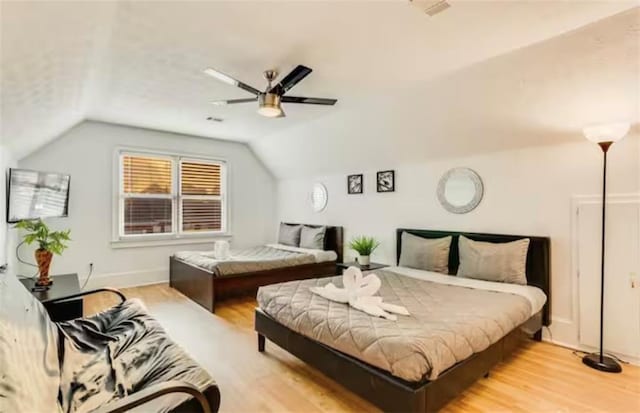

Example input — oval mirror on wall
[437,168,483,214]
[311,183,328,212]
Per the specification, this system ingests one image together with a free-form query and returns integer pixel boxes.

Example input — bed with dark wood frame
[170,224,343,313]
[254,228,551,413]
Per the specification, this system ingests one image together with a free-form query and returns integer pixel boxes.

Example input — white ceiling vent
[409,0,451,17]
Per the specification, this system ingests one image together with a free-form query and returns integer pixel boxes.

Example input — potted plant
[15,219,71,286]
[348,236,380,266]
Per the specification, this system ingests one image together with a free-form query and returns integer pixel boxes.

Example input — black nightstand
[20,273,83,322]
[336,262,389,273]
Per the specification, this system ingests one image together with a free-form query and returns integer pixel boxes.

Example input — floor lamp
[582,121,630,373]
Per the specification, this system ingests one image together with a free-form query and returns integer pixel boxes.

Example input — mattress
[257,267,546,382]
[173,244,336,276]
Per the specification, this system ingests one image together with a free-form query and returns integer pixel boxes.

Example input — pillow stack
[397,231,531,285]
[278,223,327,249]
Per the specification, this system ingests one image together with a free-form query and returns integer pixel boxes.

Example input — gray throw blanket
[0,267,217,413]
[57,299,215,412]
[257,270,532,381]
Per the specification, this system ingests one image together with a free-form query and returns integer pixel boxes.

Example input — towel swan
[310,266,410,321]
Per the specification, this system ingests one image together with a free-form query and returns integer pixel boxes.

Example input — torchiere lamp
[581,121,630,373]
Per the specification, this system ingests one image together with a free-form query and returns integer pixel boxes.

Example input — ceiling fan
[204,65,337,118]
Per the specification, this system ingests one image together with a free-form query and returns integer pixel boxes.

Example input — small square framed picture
[347,174,363,194]
[376,170,395,193]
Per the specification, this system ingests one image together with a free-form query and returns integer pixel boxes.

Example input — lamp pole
[581,140,622,373]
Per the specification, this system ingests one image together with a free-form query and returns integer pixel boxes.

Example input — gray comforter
[257,270,532,382]
[174,245,316,276]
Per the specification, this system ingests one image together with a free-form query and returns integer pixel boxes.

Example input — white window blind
[180,160,224,233]
[118,151,226,240]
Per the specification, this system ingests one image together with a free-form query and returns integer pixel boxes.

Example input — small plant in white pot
[348,236,380,266]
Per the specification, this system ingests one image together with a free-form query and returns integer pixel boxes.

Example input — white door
[577,200,640,359]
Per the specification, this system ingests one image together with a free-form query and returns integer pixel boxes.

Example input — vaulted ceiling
[1,1,638,177]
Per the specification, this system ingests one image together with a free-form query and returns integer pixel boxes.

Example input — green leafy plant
[348,236,380,256]
[15,219,71,255]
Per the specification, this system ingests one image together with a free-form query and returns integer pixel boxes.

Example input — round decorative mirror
[437,168,483,214]
[311,183,328,212]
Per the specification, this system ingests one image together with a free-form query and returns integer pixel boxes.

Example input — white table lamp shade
[583,122,630,143]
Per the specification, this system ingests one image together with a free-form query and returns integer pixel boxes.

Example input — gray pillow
[457,236,530,285]
[278,223,302,247]
[299,225,326,249]
[399,232,451,274]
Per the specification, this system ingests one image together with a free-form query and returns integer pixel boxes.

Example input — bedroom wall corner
[276,135,640,353]
[15,121,278,288]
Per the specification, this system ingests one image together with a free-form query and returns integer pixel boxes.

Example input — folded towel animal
[310,266,410,321]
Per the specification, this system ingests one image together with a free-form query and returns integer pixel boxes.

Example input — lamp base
[582,353,622,373]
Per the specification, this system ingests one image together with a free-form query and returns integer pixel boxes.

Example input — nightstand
[336,262,389,273]
[20,273,83,321]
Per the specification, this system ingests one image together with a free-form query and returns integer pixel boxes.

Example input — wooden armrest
[92,380,214,413]
[45,288,126,304]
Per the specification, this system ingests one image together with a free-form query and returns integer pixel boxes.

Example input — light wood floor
[85,284,640,413]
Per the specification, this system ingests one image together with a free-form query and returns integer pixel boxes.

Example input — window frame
[113,147,229,245]
[178,157,227,235]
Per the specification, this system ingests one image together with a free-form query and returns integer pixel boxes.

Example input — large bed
[170,224,343,313]
[254,229,550,413]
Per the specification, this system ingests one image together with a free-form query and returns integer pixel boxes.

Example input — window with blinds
[118,152,226,239]
[180,161,223,233]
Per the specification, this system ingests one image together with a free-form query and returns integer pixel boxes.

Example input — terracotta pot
[35,249,53,286]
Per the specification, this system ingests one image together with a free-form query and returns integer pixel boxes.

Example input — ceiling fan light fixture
[258,93,283,118]
[204,65,336,118]
[257,106,282,118]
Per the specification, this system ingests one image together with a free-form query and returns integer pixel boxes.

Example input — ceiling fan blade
[204,68,261,96]
[281,96,337,105]
[270,65,313,95]
[210,97,258,106]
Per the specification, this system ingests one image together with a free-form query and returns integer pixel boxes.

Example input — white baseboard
[542,316,639,366]
[543,338,640,367]
[546,316,579,345]
[80,267,168,289]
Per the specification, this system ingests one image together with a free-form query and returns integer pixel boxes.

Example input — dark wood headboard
[396,228,551,326]
[283,223,344,263]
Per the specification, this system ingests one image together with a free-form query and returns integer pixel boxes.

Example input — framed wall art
[347,174,363,194]
[376,170,395,193]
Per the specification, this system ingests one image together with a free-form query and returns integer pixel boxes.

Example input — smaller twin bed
[174,244,337,276]
[170,224,343,312]
[255,228,550,413]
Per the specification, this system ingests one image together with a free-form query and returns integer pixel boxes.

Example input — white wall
[0,145,17,268]
[17,121,276,287]
[277,135,640,349]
